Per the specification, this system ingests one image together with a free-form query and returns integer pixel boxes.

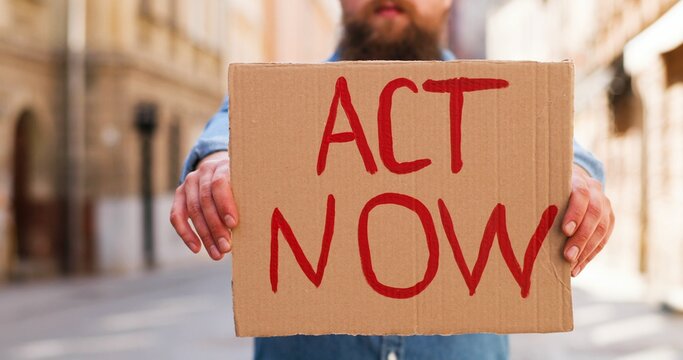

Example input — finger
[170,185,201,253]
[575,197,612,266]
[211,162,239,228]
[572,215,609,276]
[563,175,590,236]
[185,173,223,261]
[562,176,591,262]
[565,184,602,268]
[199,169,233,253]
[574,203,615,276]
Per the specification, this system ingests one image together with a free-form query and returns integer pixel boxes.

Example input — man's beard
[338,2,443,61]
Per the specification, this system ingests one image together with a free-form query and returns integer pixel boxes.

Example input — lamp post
[135,103,158,269]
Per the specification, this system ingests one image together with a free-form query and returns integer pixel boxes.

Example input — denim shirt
[180,50,605,360]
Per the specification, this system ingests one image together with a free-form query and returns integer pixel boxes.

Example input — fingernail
[565,246,579,262]
[565,221,577,235]
[225,215,237,228]
[572,265,582,277]
[218,237,231,253]
[209,245,221,259]
[188,242,200,254]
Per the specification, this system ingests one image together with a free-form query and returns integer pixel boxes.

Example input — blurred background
[0,0,682,359]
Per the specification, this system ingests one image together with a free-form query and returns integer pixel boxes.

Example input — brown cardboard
[229,61,574,337]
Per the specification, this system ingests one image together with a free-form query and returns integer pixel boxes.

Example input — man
[170,0,615,359]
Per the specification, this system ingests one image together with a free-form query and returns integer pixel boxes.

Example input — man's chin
[369,18,410,42]
[339,14,443,61]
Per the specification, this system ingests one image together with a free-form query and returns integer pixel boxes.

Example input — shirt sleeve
[573,139,605,186]
[179,97,230,183]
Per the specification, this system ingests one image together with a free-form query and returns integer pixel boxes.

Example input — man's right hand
[170,151,238,260]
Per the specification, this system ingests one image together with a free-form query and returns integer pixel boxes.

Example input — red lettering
[317,77,378,175]
[438,200,558,298]
[422,78,509,173]
[378,78,432,174]
[357,193,439,299]
[270,194,336,292]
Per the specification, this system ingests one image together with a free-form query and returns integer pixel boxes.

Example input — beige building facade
[0,0,341,282]
[488,0,683,305]
[0,0,233,279]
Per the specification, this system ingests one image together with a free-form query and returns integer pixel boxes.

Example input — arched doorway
[10,109,62,280]
[12,111,32,264]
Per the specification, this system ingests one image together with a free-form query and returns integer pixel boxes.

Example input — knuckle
[573,231,591,244]
[594,222,608,237]
[206,218,222,233]
[574,183,591,197]
[198,186,213,202]
[199,188,211,201]
[586,203,602,218]
[169,210,179,225]
[581,242,597,255]
[198,160,216,173]
[574,178,590,196]
[185,172,197,182]
[211,175,227,188]
[187,202,202,218]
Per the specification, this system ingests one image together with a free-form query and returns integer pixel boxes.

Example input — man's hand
[562,164,614,276]
[170,151,238,261]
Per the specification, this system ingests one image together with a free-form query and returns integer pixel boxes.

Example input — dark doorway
[12,111,33,263]
[11,110,62,280]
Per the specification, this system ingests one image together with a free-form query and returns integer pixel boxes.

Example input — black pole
[135,103,157,269]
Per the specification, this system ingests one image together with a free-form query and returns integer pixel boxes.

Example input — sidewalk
[0,260,681,360]
[512,288,683,360]
[0,260,252,360]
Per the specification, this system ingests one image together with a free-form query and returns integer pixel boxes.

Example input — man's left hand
[562,164,615,277]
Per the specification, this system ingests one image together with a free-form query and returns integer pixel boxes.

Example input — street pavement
[0,259,681,360]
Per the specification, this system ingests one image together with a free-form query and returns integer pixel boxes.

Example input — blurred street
[0,260,252,360]
[1,260,681,360]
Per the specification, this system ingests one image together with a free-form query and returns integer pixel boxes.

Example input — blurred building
[448,0,507,59]
[0,0,338,282]
[262,0,340,62]
[488,0,683,305]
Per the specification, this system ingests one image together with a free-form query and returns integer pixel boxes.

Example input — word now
[270,192,558,299]
[317,76,509,175]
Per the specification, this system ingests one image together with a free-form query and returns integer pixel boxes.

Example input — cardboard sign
[229,61,574,336]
